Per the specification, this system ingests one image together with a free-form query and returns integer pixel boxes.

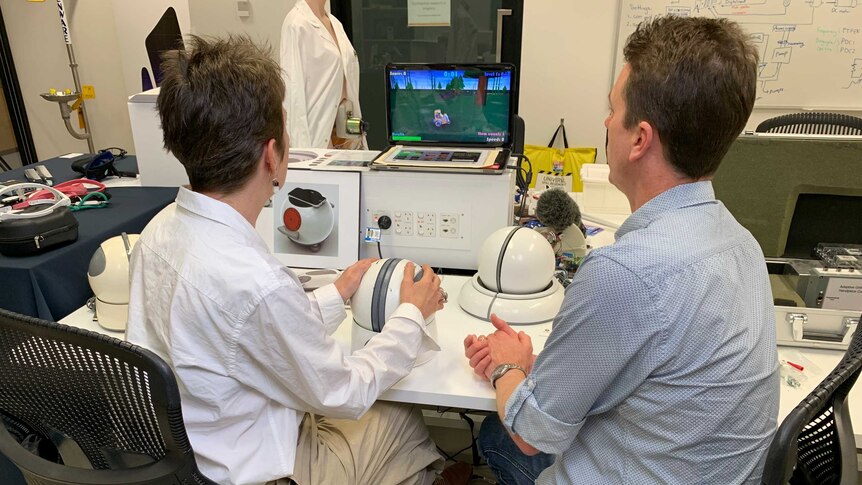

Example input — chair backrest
[755,112,862,135]
[0,308,216,485]
[761,316,862,485]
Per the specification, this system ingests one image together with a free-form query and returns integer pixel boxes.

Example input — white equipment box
[128,88,189,187]
[360,169,514,270]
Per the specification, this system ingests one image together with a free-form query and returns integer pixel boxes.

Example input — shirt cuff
[313,284,347,334]
[385,303,441,354]
[503,376,585,455]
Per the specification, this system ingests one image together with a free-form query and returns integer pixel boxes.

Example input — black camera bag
[0,184,79,257]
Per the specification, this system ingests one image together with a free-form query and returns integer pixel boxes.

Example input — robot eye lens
[283,207,302,231]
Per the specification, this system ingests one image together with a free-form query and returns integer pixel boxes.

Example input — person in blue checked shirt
[464,16,779,485]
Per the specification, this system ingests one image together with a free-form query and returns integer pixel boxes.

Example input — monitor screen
[386,65,514,146]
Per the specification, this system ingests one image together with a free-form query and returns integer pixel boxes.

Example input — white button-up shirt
[126,187,436,485]
[280,1,364,149]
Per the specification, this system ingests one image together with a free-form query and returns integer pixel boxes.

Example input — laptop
[371,63,516,174]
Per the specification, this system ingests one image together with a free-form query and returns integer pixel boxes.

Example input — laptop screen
[386,64,515,147]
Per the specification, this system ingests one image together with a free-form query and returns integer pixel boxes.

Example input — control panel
[360,169,514,270]
[369,208,464,246]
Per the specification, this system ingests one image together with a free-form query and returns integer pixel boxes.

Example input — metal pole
[56,0,95,153]
[495,9,512,63]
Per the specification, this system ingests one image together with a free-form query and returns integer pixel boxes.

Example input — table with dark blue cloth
[0,155,178,320]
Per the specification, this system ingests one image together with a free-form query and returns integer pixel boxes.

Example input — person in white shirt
[280,0,365,149]
[125,35,462,485]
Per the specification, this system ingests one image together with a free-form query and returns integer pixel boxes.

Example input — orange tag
[78,109,85,129]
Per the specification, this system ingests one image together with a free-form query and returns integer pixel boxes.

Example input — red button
[283,208,302,231]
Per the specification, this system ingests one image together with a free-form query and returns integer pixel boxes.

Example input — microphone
[536,189,585,234]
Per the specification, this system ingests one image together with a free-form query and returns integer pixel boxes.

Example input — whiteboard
[614,0,862,109]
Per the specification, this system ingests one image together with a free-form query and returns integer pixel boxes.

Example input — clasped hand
[463,314,534,381]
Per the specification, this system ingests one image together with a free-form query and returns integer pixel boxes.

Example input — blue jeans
[478,414,554,485]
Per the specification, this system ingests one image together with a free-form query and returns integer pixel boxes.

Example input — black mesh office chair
[755,112,862,135]
[0,308,217,484]
[761,316,862,485]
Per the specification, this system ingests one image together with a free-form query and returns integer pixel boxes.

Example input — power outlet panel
[360,169,514,270]
[369,208,462,243]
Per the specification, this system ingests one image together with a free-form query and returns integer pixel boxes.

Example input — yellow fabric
[524,145,596,192]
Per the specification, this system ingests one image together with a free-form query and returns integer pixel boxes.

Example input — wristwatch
[490,363,527,389]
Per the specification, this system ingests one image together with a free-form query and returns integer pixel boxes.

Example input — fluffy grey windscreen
[536,189,582,233]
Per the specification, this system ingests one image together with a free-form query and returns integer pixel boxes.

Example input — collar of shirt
[296,0,338,45]
[174,186,270,253]
[615,181,716,240]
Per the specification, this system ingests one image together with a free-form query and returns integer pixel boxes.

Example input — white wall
[0,0,134,159]
[518,1,861,165]
[3,1,857,162]
[519,1,619,164]
[187,0,297,50]
[187,0,331,50]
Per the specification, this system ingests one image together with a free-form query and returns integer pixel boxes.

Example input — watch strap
[490,363,527,389]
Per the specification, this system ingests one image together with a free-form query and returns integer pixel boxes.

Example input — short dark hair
[623,16,758,179]
[157,35,286,193]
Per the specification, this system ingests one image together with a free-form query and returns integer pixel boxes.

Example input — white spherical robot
[87,233,140,331]
[460,226,565,325]
[350,258,438,365]
[477,226,557,294]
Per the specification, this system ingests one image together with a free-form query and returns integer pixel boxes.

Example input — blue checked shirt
[504,181,779,484]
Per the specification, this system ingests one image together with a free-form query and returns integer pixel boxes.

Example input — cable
[436,444,474,463]
[70,191,109,211]
[434,420,476,463]
[101,146,128,159]
[513,154,533,191]
[486,292,499,321]
[509,153,532,219]
[429,408,488,470]
[459,412,481,466]
[373,216,391,259]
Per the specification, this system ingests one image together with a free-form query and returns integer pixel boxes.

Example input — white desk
[60,275,545,411]
[60,273,862,447]
[55,186,860,447]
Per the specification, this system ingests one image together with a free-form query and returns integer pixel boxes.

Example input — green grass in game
[390,89,509,142]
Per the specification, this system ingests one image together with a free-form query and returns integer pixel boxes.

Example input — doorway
[331,0,523,150]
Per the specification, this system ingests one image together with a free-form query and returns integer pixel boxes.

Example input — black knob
[377,215,392,230]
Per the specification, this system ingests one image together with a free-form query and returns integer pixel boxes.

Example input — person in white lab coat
[125,36,477,485]
[280,0,365,149]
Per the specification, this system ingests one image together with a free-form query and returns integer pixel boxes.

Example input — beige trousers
[270,402,443,485]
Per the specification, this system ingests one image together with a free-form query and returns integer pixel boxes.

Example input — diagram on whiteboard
[616,0,862,109]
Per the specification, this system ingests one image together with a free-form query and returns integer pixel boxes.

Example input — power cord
[508,153,532,220]
[101,147,128,159]
[486,292,499,321]
[432,409,483,468]
[376,215,391,259]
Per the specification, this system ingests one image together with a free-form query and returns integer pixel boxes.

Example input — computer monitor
[385,64,516,147]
